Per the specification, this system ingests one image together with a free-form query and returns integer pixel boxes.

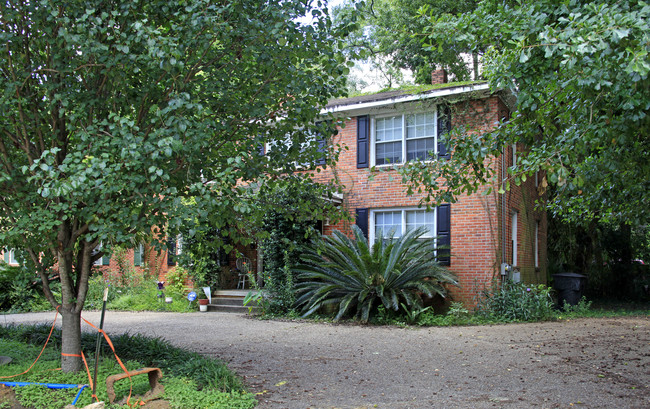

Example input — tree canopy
[0,0,350,371]
[400,0,650,224]
[334,0,478,86]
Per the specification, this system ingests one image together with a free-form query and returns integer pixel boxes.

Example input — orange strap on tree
[0,305,60,380]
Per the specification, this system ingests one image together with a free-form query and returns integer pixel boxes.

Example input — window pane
[406,113,435,140]
[376,141,402,165]
[375,211,402,238]
[406,210,434,236]
[376,116,402,142]
[406,138,435,161]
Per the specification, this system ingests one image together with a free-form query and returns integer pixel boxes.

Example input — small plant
[560,296,593,317]
[165,267,190,297]
[475,280,554,322]
[447,301,470,319]
[401,303,432,325]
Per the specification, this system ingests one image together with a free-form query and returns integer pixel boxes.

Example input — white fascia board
[321,83,491,117]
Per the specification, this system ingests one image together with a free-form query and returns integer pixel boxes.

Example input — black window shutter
[355,208,369,239]
[167,238,176,266]
[357,115,369,168]
[437,204,451,265]
[437,106,451,159]
[134,245,143,267]
[315,124,327,166]
[316,136,326,166]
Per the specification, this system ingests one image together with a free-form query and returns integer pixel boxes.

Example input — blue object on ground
[0,381,88,405]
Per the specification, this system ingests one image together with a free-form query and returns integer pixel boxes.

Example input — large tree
[334,0,479,85]
[0,0,350,372]
[399,0,650,224]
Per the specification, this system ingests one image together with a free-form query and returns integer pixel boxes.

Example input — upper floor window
[372,111,438,166]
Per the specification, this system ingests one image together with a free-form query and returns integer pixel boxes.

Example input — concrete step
[206,289,261,313]
[214,296,250,306]
[207,304,259,314]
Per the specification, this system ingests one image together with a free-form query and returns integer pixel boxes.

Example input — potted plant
[198,297,209,312]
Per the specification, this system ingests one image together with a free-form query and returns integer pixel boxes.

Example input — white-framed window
[2,249,19,265]
[134,244,144,267]
[371,109,439,166]
[93,243,111,266]
[511,211,518,266]
[167,235,183,266]
[369,208,436,244]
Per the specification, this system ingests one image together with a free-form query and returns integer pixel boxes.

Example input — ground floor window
[2,249,19,265]
[370,208,436,243]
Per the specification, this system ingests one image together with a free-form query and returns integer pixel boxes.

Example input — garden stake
[92,287,109,397]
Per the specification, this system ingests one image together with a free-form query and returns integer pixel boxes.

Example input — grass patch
[0,325,257,409]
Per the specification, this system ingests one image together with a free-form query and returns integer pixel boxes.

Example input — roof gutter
[321,82,491,115]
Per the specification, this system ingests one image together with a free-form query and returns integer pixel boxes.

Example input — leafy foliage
[295,225,458,322]
[257,177,344,313]
[408,0,650,224]
[0,0,351,370]
[0,262,57,312]
[547,218,650,301]
[475,280,555,322]
[0,325,255,408]
[177,223,229,289]
[334,0,479,86]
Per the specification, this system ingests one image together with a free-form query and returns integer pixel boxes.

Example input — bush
[0,262,59,313]
[295,225,458,322]
[475,280,554,322]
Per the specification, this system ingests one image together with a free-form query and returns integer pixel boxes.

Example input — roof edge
[321,82,492,115]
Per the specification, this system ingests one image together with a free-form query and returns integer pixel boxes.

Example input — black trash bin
[552,273,587,307]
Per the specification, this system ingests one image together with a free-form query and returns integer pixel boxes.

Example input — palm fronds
[295,225,458,322]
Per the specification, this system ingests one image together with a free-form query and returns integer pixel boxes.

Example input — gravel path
[2,311,648,409]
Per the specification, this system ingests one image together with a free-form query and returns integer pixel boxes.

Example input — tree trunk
[60,306,83,373]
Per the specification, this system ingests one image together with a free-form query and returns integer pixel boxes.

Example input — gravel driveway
[2,311,648,409]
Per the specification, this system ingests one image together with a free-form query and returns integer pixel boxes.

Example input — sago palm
[295,225,458,322]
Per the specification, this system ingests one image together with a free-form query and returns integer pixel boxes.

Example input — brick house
[2,242,178,282]
[298,71,548,306]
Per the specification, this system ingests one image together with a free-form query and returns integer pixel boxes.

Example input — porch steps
[207,290,260,314]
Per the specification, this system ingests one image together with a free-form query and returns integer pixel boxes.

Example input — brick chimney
[431,69,448,85]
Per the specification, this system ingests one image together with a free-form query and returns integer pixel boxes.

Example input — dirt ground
[1,311,648,409]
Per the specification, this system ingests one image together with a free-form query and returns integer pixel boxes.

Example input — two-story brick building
[302,70,547,305]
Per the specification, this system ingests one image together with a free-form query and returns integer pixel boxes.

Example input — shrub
[0,262,59,312]
[475,280,554,322]
[295,225,459,322]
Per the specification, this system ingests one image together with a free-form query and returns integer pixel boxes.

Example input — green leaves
[0,0,349,321]
[414,0,650,224]
[295,225,458,322]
